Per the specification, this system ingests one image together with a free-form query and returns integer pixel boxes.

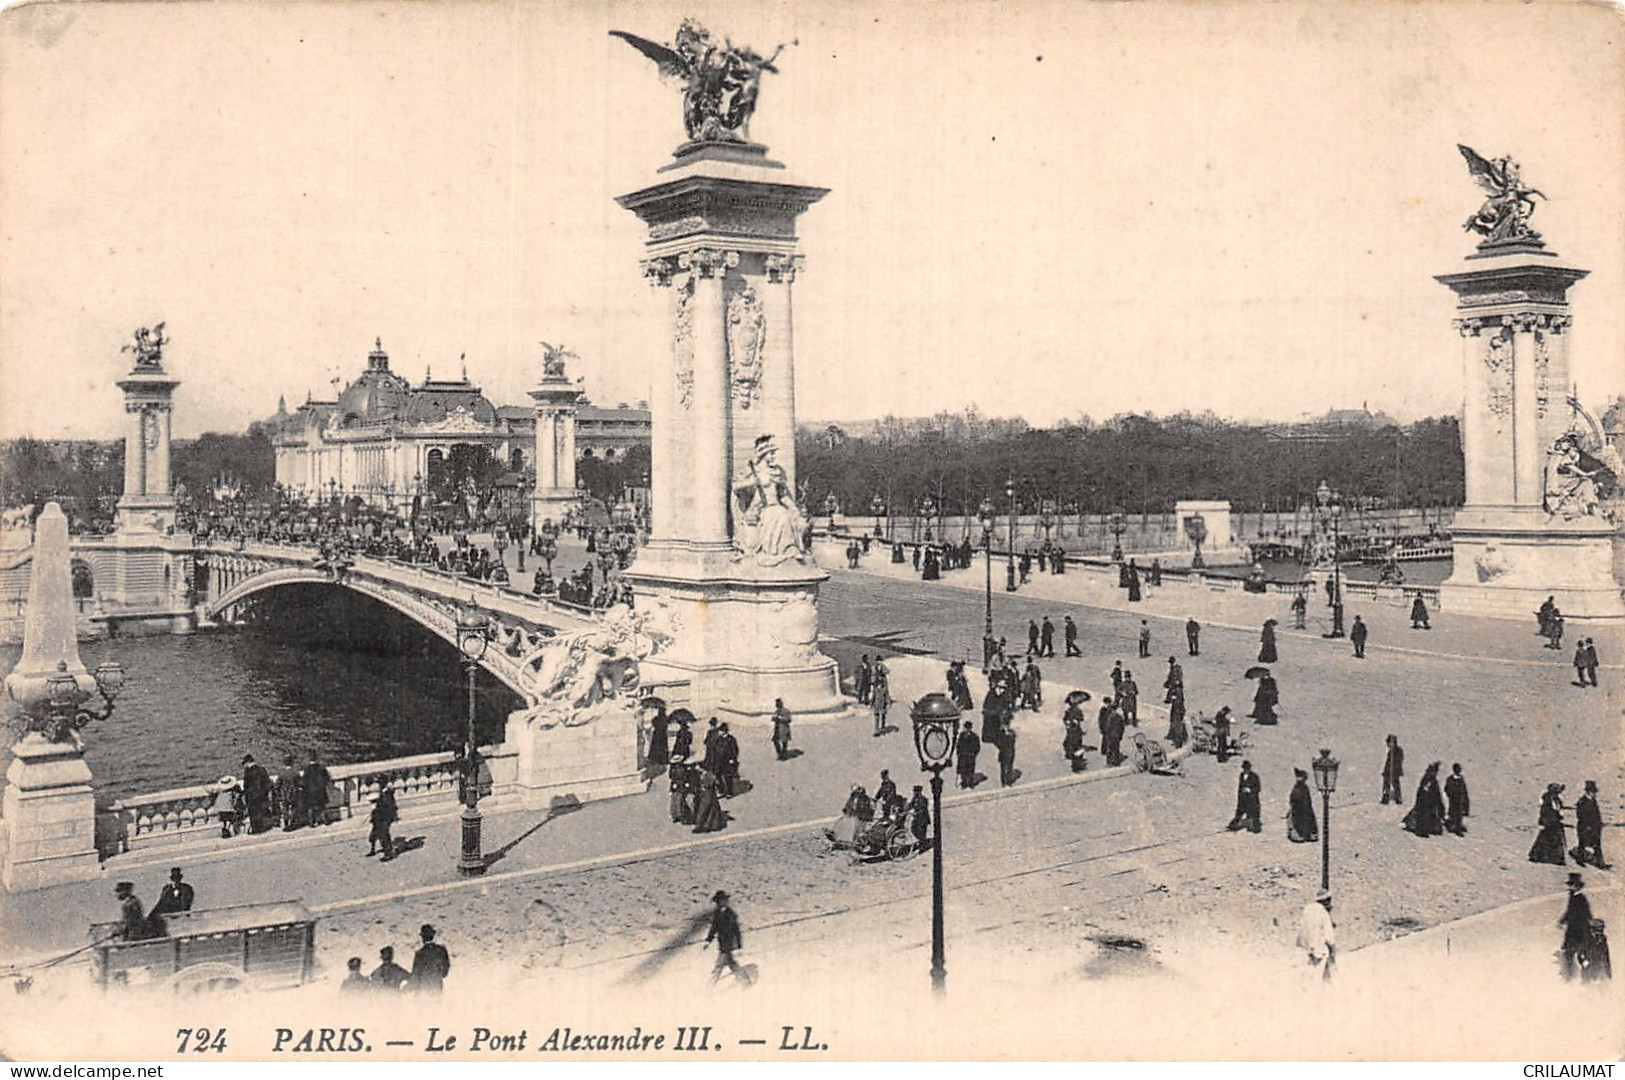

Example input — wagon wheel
[886,828,918,861]
[168,962,250,996]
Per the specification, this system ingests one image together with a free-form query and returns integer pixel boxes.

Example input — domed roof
[335,339,413,424]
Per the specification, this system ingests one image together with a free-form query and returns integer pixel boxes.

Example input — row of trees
[797,411,1464,517]
[0,431,276,518]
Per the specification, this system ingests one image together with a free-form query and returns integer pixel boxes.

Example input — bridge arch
[205,568,544,701]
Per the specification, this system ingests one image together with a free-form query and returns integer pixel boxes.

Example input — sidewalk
[815,540,1624,671]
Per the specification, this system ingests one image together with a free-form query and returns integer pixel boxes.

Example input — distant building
[1263,405,1400,444]
[269,339,648,513]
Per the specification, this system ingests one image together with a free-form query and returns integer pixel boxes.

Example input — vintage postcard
[0,0,1621,1064]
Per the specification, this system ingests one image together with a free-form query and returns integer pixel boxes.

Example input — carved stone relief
[727,282,766,409]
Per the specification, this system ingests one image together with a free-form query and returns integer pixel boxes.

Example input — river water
[0,586,522,801]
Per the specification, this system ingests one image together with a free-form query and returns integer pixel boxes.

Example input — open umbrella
[668,708,698,726]
[1264,618,1279,627]
[639,695,668,712]
[1065,689,1093,706]
[1244,666,1272,680]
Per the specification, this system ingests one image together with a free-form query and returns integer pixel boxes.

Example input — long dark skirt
[692,788,726,833]
[1529,822,1567,865]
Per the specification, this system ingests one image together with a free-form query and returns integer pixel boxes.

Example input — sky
[1,0,1621,440]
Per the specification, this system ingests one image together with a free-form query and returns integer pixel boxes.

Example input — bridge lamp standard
[1004,480,1017,593]
[978,498,996,641]
[455,603,492,877]
[911,692,960,996]
[1316,480,1346,639]
[1311,748,1340,894]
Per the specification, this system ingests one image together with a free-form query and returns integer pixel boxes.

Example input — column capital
[641,256,680,287]
[1546,314,1572,334]
[1453,317,1484,337]
[677,247,740,279]
[1504,312,1545,333]
[764,253,805,284]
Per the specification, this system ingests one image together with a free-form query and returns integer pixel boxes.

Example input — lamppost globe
[92,661,126,701]
[46,663,79,709]
[1311,748,1340,794]
[455,603,490,876]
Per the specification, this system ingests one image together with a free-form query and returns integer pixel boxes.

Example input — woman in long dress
[691,768,727,834]
[1403,762,1446,837]
[668,757,694,825]
[1165,690,1188,748]
[1528,783,1569,864]
[647,705,670,768]
[1288,769,1319,843]
[1258,621,1279,663]
[1250,672,1280,725]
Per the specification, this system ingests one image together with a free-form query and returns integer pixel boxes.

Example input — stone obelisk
[1436,147,1623,620]
[613,22,850,720]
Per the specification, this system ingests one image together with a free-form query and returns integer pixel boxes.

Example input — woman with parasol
[1245,666,1280,725]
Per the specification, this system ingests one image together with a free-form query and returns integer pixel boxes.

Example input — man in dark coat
[702,718,722,773]
[1227,761,1262,833]
[1062,713,1086,772]
[1381,735,1404,805]
[856,656,872,704]
[997,724,1018,787]
[1409,595,1431,630]
[954,721,981,789]
[770,699,793,761]
[1288,769,1318,843]
[303,753,333,826]
[275,754,303,831]
[150,867,195,919]
[411,924,451,994]
[241,754,274,834]
[1583,638,1600,688]
[1163,657,1183,703]
[716,724,740,797]
[908,785,930,849]
[115,882,156,940]
[1064,615,1081,657]
[1027,619,1040,656]
[1185,617,1200,657]
[1212,706,1233,763]
[875,768,897,812]
[369,784,399,860]
[1118,671,1139,726]
[1350,616,1369,659]
[1573,641,1590,688]
[1102,702,1126,767]
[371,946,410,991]
[1040,616,1056,658]
[981,689,1007,746]
[705,891,748,984]
[1138,620,1151,659]
[1444,763,1470,837]
[1575,780,1608,868]
[1559,873,1593,981]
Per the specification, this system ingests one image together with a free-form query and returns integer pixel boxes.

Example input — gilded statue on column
[1458,145,1545,246]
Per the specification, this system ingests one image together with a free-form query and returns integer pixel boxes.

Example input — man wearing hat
[1297,889,1337,980]
[411,924,451,993]
[704,891,747,985]
[1559,873,1593,981]
[241,754,274,834]
[1575,781,1608,869]
[113,882,154,941]
[370,946,410,991]
[150,867,195,919]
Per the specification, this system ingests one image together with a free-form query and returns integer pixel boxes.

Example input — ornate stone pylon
[618,139,850,720]
[115,325,181,535]
[529,345,584,532]
[1435,241,1624,619]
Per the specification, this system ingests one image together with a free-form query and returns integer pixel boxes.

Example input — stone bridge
[200,540,599,702]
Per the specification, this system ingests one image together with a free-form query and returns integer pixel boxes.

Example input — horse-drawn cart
[90,901,317,993]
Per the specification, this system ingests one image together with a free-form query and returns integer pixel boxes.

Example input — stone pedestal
[2,735,101,891]
[502,708,648,810]
[1438,508,1622,620]
[1435,242,1623,621]
[618,141,852,722]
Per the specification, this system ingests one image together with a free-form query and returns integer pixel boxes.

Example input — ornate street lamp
[911,691,960,996]
[919,496,937,543]
[1005,480,1017,593]
[1108,511,1128,563]
[1185,512,1208,570]
[824,493,840,535]
[28,659,126,743]
[492,528,509,572]
[455,603,491,877]
[978,498,996,640]
[1311,748,1340,893]
[870,494,886,538]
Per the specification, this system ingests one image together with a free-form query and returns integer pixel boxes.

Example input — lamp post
[871,494,885,538]
[1108,511,1128,563]
[978,498,996,640]
[1311,748,1340,893]
[492,528,508,573]
[824,493,840,536]
[1316,481,1346,638]
[920,496,937,543]
[33,659,125,743]
[537,530,558,579]
[1005,480,1017,593]
[456,604,491,876]
[911,691,960,996]
[1038,499,1056,545]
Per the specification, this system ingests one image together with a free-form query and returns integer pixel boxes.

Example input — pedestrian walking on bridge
[1381,734,1404,805]
[1227,761,1262,833]
[1186,617,1201,657]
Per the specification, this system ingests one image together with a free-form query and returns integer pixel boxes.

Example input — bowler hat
[712,890,730,903]
[1567,872,1584,889]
